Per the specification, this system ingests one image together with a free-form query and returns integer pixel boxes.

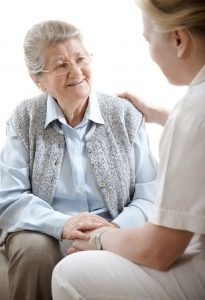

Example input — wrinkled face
[142,13,182,85]
[37,38,92,105]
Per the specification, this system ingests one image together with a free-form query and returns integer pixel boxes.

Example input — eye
[53,62,68,71]
[76,56,87,64]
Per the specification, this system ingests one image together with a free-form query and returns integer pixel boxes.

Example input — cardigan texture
[9,92,142,217]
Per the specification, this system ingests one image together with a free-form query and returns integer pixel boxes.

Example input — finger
[70,230,90,240]
[72,239,90,251]
[67,247,80,255]
[115,92,129,98]
[115,91,127,96]
[87,214,113,225]
[77,215,103,226]
[78,212,111,225]
[79,221,107,232]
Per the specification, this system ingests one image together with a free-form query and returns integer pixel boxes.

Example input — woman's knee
[6,231,63,268]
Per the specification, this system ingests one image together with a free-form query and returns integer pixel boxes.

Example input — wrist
[93,227,113,250]
[153,106,170,126]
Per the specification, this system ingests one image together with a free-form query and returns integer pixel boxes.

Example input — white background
[0,0,186,159]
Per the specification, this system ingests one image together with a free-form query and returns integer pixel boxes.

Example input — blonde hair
[24,20,85,75]
[135,0,205,34]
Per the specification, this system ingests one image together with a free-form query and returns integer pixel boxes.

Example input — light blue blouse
[0,92,157,240]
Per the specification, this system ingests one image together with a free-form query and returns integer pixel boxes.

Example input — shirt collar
[84,91,104,125]
[190,64,205,87]
[44,91,104,129]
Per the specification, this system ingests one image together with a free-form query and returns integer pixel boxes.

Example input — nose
[68,62,83,77]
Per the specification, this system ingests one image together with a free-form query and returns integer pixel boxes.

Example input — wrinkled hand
[117,92,170,126]
[67,226,112,254]
[62,212,114,241]
[67,231,96,255]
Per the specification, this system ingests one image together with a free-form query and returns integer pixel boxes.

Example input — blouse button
[92,161,98,168]
[100,181,107,188]
[87,146,93,154]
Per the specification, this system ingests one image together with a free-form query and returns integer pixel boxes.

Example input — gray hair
[24,20,84,76]
[135,0,205,35]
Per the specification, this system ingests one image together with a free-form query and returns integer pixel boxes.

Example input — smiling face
[35,38,92,108]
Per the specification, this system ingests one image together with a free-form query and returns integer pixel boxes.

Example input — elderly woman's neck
[58,97,89,128]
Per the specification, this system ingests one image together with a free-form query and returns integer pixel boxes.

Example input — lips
[67,79,85,86]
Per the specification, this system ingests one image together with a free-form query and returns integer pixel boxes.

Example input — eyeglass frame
[41,54,92,76]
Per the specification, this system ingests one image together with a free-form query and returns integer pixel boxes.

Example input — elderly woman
[0,20,157,300]
[51,1,205,300]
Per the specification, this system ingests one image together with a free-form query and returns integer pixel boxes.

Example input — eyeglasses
[41,55,92,76]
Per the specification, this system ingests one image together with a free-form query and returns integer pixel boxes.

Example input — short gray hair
[24,20,84,76]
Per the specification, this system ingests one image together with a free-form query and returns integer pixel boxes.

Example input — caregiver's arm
[118,92,170,126]
[99,223,193,271]
[72,222,193,271]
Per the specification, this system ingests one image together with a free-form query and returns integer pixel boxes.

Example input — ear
[31,74,46,91]
[173,29,190,59]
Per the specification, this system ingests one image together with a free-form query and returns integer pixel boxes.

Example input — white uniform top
[150,65,205,254]
[52,66,205,300]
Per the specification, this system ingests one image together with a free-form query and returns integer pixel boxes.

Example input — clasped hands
[61,212,116,254]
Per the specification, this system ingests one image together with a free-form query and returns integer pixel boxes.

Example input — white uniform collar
[190,65,205,86]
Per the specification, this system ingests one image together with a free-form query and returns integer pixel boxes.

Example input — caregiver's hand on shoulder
[117,92,170,126]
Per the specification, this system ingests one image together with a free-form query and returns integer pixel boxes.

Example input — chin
[167,78,180,85]
[164,70,188,86]
[78,81,91,96]
[75,89,90,100]
[168,78,188,86]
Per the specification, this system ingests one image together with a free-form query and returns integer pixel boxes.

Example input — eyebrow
[51,52,86,62]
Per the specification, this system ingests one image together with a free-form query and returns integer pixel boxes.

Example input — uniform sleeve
[150,102,205,234]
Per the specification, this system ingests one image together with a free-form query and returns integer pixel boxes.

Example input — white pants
[52,250,205,300]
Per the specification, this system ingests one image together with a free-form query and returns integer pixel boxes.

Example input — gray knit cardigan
[9,92,142,218]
